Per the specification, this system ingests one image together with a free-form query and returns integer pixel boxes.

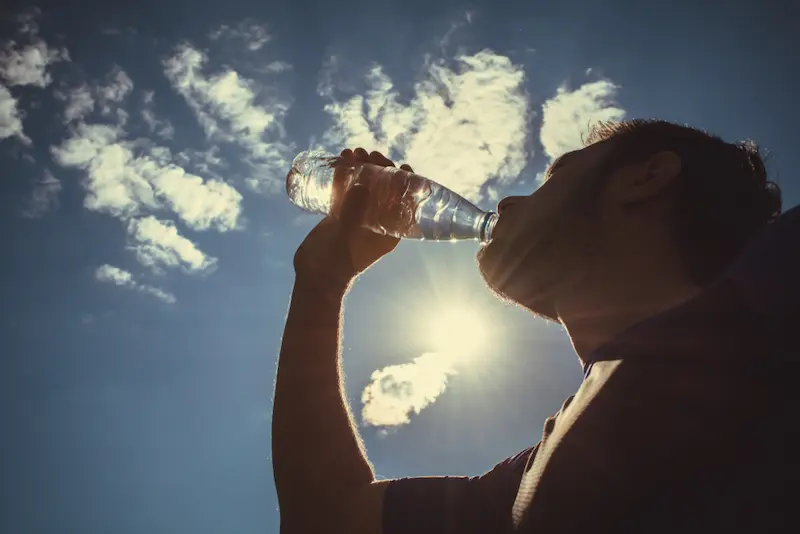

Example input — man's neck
[556,269,702,363]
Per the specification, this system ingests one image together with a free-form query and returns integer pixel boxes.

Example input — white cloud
[0,37,67,88]
[52,122,242,231]
[97,67,133,116]
[95,264,136,286]
[23,169,61,218]
[321,50,530,203]
[175,146,224,177]
[52,122,121,166]
[95,264,176,303]
[0,85,30,143]
[361,352,458,427]
[51,123,157,217]
[164,44,284,140]
[138,285,176,304]
[539,80,625,161]
[209,19,271,51]
[61,84,95,123]
[163,43,291,192]
[127,216,217,274]
[55,69,133,126]
[139,163,243,231]
[0,12,67,143]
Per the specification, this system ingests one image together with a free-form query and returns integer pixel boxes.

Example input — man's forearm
[272,278,375,522]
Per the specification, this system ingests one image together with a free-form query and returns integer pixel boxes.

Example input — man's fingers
[347,147,409,171]
[369,151,394,167]
[353,147,370,161]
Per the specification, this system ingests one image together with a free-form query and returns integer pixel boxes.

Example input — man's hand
[293,147,414,290]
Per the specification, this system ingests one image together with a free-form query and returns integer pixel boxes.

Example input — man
[272,119,798,533]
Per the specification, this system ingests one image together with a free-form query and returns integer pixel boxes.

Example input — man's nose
[497,196,523,215]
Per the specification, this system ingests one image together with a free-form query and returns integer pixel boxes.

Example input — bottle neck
[480,212,499,243]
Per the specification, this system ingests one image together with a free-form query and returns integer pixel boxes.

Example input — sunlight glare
[426,306,488,363]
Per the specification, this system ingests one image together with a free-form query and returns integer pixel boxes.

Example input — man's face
[477,140,618,320]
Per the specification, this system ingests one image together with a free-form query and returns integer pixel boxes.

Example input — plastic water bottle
[286,150,498,242]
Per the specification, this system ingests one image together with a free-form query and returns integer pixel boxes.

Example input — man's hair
[586,119,782,286]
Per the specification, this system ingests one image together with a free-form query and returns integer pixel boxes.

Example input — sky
[1,1,797,532]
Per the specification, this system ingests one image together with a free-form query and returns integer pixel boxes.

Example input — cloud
[97,67,133,114]
[361,352,458,427]
[60,84,95,123]
[208,19,271,51]
[54,68,133,126]
[52,122,242,231]
[127,216,217,274]
[0,11,68,143]
[22,169,61,218]
[321,50,530,203]
[143,163,243,231]
[0,85,30,143]
[539,80,625,160]
[51,66,241,274]
[51,122,157,217]
[163,42,292,193]
[138,285,177,304]
[141,91,174,139]
[94,264,176,303]
[95,264,136,286]
[0,28,68,88]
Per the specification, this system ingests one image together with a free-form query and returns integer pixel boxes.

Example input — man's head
[477,119,782,323]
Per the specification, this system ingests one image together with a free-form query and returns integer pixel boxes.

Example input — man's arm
[272,278,537,534]
[272,148,404,533]
[271,148,535,534]
[272,278,388,533]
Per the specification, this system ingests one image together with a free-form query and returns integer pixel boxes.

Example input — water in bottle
[286,150,498,242]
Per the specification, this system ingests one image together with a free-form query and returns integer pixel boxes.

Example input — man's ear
[618,151,682,204]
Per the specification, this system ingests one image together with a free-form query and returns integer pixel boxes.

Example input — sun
[426,306,489,363]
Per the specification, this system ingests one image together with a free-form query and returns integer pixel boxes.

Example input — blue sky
[1,1,797,532]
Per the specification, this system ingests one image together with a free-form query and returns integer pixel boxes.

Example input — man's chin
[476,244,560,322]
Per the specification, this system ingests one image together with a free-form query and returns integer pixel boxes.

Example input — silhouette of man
[272,120,798,533]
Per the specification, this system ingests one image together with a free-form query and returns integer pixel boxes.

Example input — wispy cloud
[96,264,136,286]
[321,50,530,203]
[51,122,156,217]
[59,84,95,124]
[97,66,133,115]
[208,19,271,51]
[141,91,174,139]
[94,264,177,303]
[127,216,217,274]
[361,352,458,427]
[51,66,241,275]
[143,163,243,231]
[163,41,292,193]
[0,85,29,143]
[0,9,68,143]
[0,13,68,88]
[53,126,242,230]
[539,80,625,160]
[22,169,61,218]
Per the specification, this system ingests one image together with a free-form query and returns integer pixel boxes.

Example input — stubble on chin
[476,238,562,321]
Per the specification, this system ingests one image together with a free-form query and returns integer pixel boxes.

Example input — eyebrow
[545,151,574,180]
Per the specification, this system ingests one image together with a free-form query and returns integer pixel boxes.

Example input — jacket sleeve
[382,445,537,534]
